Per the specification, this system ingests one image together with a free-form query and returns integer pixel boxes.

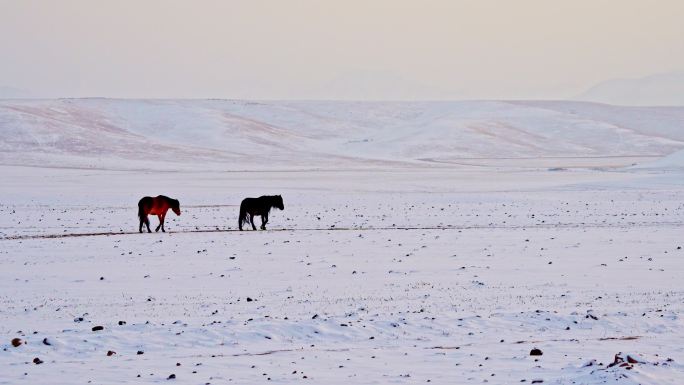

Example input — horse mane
[159,195,179,209]
[259,195,282,212]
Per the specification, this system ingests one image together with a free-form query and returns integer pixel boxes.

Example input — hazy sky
[1,0,683,99]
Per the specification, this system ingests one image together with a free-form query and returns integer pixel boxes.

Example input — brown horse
[138,195,181,233]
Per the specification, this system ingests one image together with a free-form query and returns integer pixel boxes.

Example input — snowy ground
[2,100,684,384]
[2,166,684,384]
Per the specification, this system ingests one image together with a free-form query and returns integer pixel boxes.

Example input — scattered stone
[11,338,23,347]
[42,338,51,346]
[246,297,253,302]
[530,348,543,356]
[137,350,144,355]
[609,352,644,368]
[92,326,104,332]
[167,374,176,379]
[33,357,43,365]
[107,350,116,356]
[118,321,126,325]
[627,355,642,364]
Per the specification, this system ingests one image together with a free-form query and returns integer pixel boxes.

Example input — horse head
[172,199,181,216]
[275,195,284,210]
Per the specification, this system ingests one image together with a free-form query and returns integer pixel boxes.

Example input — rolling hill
[1,99,683,170]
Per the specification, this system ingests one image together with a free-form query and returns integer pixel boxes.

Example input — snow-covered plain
[1,100,684,384]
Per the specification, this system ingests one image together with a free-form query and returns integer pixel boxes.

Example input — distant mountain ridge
[576,72,684,106]
[310,70,457,100]
[0,86,33,99]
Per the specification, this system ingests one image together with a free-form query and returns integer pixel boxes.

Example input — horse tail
[238,201,247,227]
[138,200,146,221]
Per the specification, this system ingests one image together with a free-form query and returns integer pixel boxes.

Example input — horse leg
[155,214,162,232]
[250,214,257,230]
[160,212,166,232]
[139,215,144,233]
[145,216,151,233]
[261,214,268,230]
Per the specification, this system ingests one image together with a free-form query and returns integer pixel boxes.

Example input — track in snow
[4,221,684,241]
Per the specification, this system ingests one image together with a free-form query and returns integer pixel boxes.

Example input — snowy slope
[1,99,684,170]
[633,148,684,170]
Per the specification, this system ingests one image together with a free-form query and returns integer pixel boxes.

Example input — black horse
[138,195,181,233]
[238,195,284,231]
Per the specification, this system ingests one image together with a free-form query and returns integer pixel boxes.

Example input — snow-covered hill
[1,99,684,170]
